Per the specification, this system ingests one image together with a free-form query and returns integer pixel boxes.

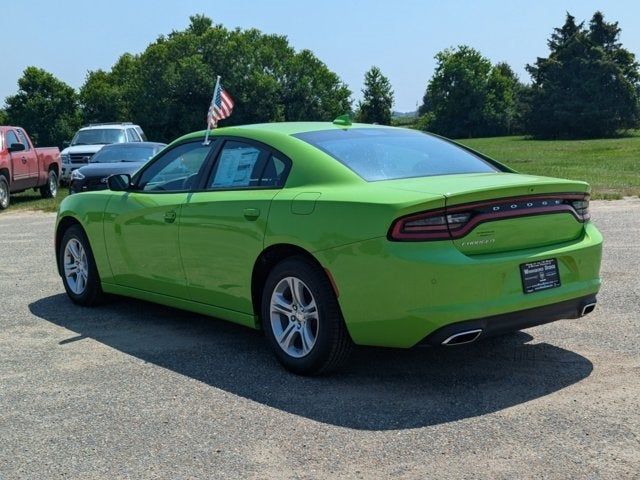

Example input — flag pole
[203,75,221,145]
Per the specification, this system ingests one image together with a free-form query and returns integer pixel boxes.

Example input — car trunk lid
[385,173,590,254]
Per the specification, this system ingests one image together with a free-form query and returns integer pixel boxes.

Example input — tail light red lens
[389,194,590,241]
[390,210,461,240]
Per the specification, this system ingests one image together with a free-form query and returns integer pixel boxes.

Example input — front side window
[71,128,126,146]
[294,128,500,181]
[5,130,20,149]
[137,142,213,192]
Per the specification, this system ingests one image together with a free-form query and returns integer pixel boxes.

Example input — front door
[6,129,33,190]
[103,141,215,299]
[180,139,291,314]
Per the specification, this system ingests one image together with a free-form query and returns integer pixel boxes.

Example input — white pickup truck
[60,122,147,183]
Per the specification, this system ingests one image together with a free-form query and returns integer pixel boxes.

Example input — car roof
[177,122,393,142]
[79,123,142,131]
[99,142,165,149]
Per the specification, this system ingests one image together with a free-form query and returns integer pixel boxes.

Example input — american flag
[207,82,234,128]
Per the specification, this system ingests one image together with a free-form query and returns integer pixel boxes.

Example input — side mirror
[107,173,132,191]
[8,143,26,153]
[63,140,70,147]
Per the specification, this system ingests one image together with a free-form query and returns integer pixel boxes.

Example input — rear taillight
[571,198,590,221]
[389,210,471,240]
[389,193,590,241]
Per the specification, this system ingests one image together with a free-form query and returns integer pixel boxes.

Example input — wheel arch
[251,243,339,322]
[0,167,9,183]
[55,215,83,276]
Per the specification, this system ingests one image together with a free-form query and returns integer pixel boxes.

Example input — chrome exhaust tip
[580,302,596,316]
[441,329,483,346]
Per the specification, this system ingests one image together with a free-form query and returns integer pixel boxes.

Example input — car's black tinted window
[294,128,500,181]
[260,154,288,187]
[137,142,212,192]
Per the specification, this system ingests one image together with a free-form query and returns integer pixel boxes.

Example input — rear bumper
[417,294,597,346]
[316,222,603,348]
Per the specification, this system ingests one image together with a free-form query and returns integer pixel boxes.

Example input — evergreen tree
[526,11,640,138]
[356,66,394,125]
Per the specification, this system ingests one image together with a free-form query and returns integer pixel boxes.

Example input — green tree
[80,15,352,142]
[0,109,7,125]
[418,46,522,137]
[355,66,394,125]
[526,11,640,138]
[4,67,81,147]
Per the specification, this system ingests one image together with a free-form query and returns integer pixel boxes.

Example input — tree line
[1,11,638,147]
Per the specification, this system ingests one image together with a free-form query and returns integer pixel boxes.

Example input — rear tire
[59,224,104,306]
[0,175,9,210]
[40,170,58,199]
[262,256,353,375]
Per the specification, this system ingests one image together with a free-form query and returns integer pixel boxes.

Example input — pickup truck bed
[0,126,61,210]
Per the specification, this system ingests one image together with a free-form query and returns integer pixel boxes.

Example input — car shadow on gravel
[30,294,593,431]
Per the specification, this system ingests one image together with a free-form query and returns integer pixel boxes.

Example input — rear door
[103,140,215,298]
[179,138,291,313]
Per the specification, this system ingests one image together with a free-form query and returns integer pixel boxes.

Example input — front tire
[262,256,353,375]
[0,175,9,210]
[40,170,58,199]
[59,224,103,306]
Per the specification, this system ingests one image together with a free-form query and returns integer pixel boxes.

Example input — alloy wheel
[49,174,58,197]
[270,276,319,358]
[63,238,89,295]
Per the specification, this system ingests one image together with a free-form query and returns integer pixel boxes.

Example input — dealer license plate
[520,258,561,294]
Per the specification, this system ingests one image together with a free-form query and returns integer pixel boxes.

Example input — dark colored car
[69,142,165,194]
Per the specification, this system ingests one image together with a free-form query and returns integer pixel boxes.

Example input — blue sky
[2,0,639,111]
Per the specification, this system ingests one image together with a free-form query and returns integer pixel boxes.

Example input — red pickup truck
[0,126,61,210]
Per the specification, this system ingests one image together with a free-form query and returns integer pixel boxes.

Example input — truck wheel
[40,170,58,199]
[59,224,104,306]
[261,256,353,375]
[0,175,9,210]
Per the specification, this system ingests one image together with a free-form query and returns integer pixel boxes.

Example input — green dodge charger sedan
[55,121,603,374]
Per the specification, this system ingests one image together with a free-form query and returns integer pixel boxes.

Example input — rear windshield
[90,145,161,163]
[294,128,500,181]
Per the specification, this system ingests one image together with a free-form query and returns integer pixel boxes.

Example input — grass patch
[3,187,69,214]
[458,133,640,199]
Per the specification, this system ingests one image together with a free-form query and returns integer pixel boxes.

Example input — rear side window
[126,128,141,142]
[135,127,147,141]
[206,141,290,189]
[294,128,500,181]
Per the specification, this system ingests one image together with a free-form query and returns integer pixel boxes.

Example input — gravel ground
[0,200,638,479]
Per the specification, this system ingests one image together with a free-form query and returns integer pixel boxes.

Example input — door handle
[21,157,27,164]
[164,210,177,223]
[243,207,260,220]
